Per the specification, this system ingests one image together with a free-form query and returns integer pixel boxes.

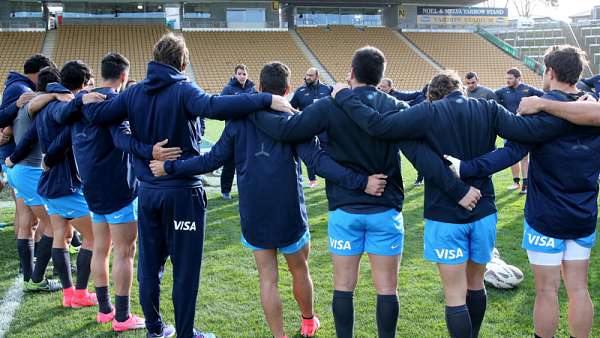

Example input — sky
[479,0,598,21]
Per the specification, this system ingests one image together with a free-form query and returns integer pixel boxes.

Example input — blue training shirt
[495,83,544,114]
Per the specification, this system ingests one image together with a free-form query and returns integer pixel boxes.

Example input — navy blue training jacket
[53,87,153,214]
[35,83,80,198]
[495,83,544,114]
[581,74,600,96]
[221,77,257,96]
[389,88,426,107]
[204,77,258,137]
[290,81,333,150]
[290,81,332,111]
[0,72,36,159]
[250,86,470,212]
[164,109,368,248]
[335,89,577,224]
[460,90,600,239]
[81,61,273,189]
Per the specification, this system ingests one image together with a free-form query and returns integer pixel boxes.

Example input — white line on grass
[0,276,23,337]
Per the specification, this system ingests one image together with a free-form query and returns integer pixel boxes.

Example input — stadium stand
[496,22,567,65]
[183,31,313,94]
[297,26,437,90]
[580,24,600,72]
[52,24,167,82]
[404,32,543,88]
[0,32,45,93]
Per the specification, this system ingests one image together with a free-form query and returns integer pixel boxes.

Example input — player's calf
[284,243,320,337]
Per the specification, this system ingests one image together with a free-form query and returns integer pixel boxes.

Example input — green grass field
[0,119,598,337]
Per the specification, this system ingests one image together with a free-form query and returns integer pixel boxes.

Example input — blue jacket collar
[546,89,583,102]
[46,82,72,94]
[352,85,378,93]
[446,90,464,99]
[228,77,254,90]
[306,80,322,89]
[93,87,119,95]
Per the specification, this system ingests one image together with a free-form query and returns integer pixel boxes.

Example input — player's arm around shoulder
[152,123,235,177]
[518,94,600,127]
[250,102,328,143]
[492,99,570,143]
[335,87,428,140]
[529,84,545,97]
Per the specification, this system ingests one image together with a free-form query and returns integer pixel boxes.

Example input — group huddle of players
[1,32,599,338]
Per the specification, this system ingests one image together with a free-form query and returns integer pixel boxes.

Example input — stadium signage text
[417,6,508,26]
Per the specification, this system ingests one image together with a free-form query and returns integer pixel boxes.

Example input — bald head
[304,67,319,85]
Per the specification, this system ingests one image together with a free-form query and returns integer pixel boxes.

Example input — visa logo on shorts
[435,248,463,260]
[174,221,197,231]
[329,237,351,250]
[527,234,555,247]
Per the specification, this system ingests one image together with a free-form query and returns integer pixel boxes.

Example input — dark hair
[24,54,56,75]
[60,60,92,91]
[101,53,130,80]
[259,61,290,96]
[351,46,386,86]
[506,68,522,79]
[465,72,478,80]
[36,66,60,92]
[153,33,189,71]
[543,45,587,85]
[428,70,462,101]
[234,64,248,73]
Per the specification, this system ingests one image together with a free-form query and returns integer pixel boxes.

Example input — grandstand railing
[563,22,595,76]
[477,27,519,58]
[182,20,285,29]
[485,20,563,32]
[0,20,46,31]
[62,12,166,19]
[570,19,600,27]
[399,22,477,32]
[61,18,165,25]
[296,18,382,27]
